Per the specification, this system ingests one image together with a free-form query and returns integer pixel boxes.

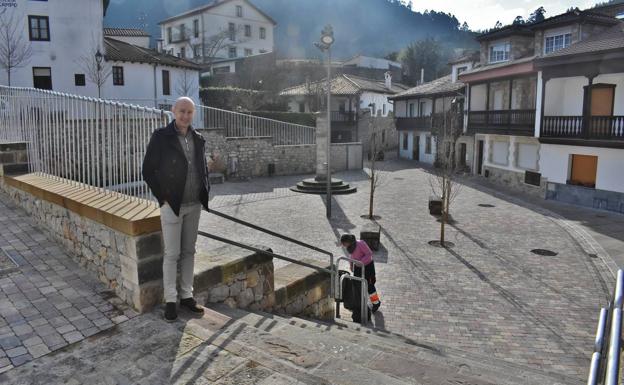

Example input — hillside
[104,0,477,59]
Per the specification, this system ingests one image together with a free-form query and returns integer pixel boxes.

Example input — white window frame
[544,33,571,54]
[489,42,510,63]
[228,47,237,58]
[236,5,243,17]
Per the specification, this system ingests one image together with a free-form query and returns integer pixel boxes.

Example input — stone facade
[274,145,316,175]
[0,142,28,176]
[484,166,547,198]
[359,115,398,158]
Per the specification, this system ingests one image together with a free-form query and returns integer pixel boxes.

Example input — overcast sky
[410,0,597,30]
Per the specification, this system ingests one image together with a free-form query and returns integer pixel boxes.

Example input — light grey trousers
[160,202,202,303]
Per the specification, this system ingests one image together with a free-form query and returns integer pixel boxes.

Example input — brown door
[570,154,598,188]
[413,135,419,161]
[588,85,615,134]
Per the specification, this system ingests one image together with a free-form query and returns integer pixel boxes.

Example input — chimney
[420,68,424,85]
[384,71,392,89]
[156,39,164,53]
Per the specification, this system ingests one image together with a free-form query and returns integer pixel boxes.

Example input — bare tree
[0,9,32,86]
[175,69,198,97]
[78,44,112,98]
[365,116,389,220]
[429,98,464,246]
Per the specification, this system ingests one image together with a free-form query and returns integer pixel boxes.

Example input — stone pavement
[198,159,613,380]
[0,196,137,374]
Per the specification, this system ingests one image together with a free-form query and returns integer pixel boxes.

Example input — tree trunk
[440,176,446,245]
[369,174,374,219]
[7,69,10,87]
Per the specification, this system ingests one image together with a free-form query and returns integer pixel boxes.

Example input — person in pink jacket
[340,234,381,313]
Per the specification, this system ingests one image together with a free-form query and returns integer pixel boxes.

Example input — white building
[0,0,106,95]
[159,0,276,74]
[280,73,409,143]
[342,55,401,71]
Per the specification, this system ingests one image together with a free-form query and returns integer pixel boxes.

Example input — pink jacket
[349,240,373,269]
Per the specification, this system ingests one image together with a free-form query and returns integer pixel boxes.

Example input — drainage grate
[0,248,19,276]
[531,249,558,256]
[478,204,495,208]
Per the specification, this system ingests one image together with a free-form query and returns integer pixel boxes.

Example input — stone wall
[484,166,547,198]
[273,145,316,175]
[226,137,275,178]
[0,142,28,176]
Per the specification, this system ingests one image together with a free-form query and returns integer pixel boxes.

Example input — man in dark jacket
[142,97,210,322]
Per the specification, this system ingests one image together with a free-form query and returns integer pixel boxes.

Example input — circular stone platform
[290,178,357,195]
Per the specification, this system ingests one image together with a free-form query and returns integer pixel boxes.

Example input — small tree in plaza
[364,116,389,220]
[429,98,464,246]
[0,8,32,86]
[78,44,112,99]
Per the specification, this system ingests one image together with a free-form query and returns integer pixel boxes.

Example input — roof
[104,28,151,37]
[448,51,479,65]
[159,0,277,26]
[104,37,201,70]
[279,74,409,97]
[529,8,619,30]
[459,56,535,76]
[537,22,624,62]
[390,75,464,100]
[476,24,533,42]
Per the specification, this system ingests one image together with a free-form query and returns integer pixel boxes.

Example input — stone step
[210,305,584,385]
[184,312,412,385]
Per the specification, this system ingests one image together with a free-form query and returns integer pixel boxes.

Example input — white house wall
[544,76,587,116]
[397,131,436,164]
[540,144,624,193]
[476,134,540,174]
[595,73,624,115]
[0,0,104,96]
[361,92,393,117]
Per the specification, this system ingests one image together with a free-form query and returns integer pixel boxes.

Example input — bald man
[142,97,210,322]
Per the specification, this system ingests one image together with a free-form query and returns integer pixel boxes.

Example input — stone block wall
[273,145,316,175]
[226,137,275,178]
[273,272,334,320]
[0,142,28,176]
[484,166,547,198]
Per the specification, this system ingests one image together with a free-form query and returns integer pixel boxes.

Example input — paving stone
[26,343,50,359]
[62,331,84,344]
[9,353,32,367]
[6,346,27,358]
[56,324,76,334]
[0,335,20,350]
[22,335,43,347]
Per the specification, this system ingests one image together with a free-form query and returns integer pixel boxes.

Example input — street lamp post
[95,49,103,99]
[315,25,334,219]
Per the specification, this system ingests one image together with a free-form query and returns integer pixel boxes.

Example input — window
[298,102,305,113]
[370,103,376,116]
[193,45,201,58]
[491,141,509,165]
[489,42,510,63]
[419,101,426,117]
[381,130,386,144]
[244,24,251,37]
[228,47,237,58]
[179,24,186,40]
[402,133,408,150]
[162,70,170,95]
[244,48,252,56]
[382,104,386,116]
[457,66,468,74]
[112,66,124,86]
[193,19,199,38]
[569,154,598,188]
[167,27,172,43]
[544,33,571,54]
[180,47,186,58]
[260,27,266,39]
[32,67,52,90]
[425,135,432,154]
[228,22,236,40]
[29,16,49,41]
[236,5,243,17]
[74,74,85,86]
[409,103,415,117]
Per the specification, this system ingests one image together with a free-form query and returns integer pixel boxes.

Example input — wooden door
[570,154,598,188]
[588,84,615,134]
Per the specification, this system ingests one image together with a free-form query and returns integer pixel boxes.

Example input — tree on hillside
[0,9,32,86]
[398,37,450,85]
[513,16,526,25]
[528,7,546,23]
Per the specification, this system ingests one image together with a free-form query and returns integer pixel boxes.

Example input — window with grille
[544,33,571,54]
[112,66,124,86]
[29,16,50,41]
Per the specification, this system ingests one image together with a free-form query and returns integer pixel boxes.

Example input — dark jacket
[142,120,210,216]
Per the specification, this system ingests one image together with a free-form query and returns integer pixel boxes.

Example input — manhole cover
[428,240,455,248]
[531,249,558,256]
[478,204,495,208]
[0,248,19,276]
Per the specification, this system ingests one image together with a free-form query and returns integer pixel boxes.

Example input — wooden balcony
[540,116,624,148]
[395,116,432,130]
[330,111,356,123]
[467,109,535,135]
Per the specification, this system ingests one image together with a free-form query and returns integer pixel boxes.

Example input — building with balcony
[158,0,275,75]
[459,8,620,197]
[390,55,476,166]
[536,23,624,211]
[279,73,409,143]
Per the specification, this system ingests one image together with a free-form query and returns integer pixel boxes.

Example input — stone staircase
[177,304,582,385]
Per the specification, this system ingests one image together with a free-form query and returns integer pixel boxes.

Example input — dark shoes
[372,302,381,313]
[180,297,205,314]
[164,302,177,322]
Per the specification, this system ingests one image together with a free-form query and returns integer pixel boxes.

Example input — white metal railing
[0,86,171,200]
[106,98,316,146]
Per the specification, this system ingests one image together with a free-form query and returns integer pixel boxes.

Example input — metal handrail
[205,208,335,299]
[589,269,623,385]
[335,256,369,325]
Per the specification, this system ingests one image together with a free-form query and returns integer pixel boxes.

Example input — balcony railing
[542,116,624,140]
[331,111,356,122]
[395,116,432,130]
[468,109,535,131]
[170,32,189,43]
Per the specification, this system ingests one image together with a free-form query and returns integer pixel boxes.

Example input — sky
[410,0,597,30]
